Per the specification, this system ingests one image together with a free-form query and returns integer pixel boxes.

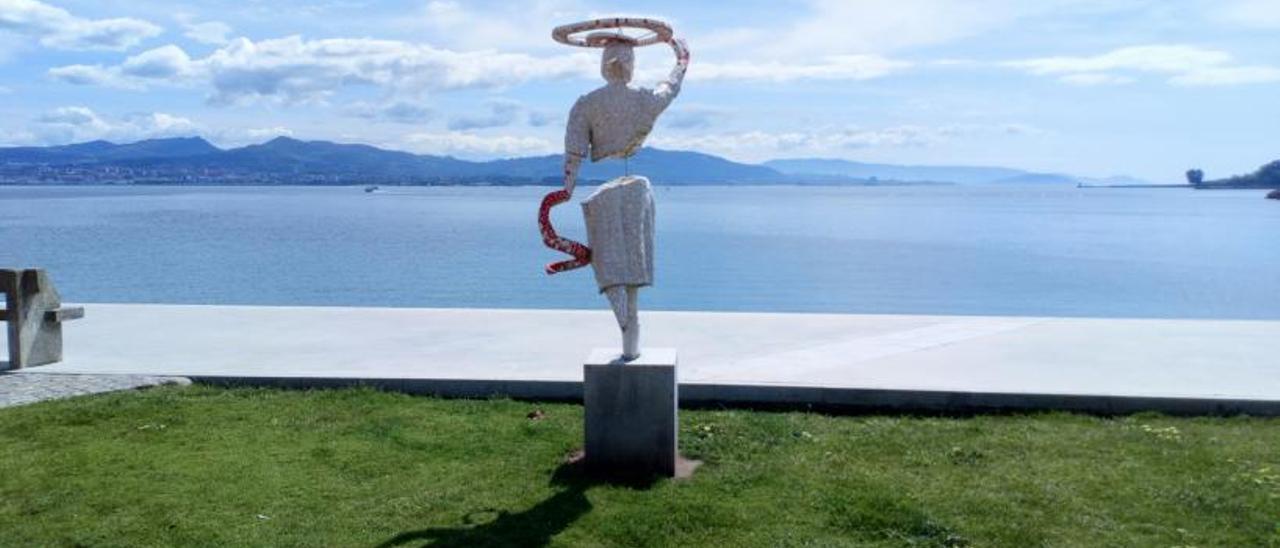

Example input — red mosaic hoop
[552,17,673,48]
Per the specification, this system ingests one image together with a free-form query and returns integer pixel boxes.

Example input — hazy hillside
[489,148,784,185]
[1,136,1142,186]
[765,158,1033,184]
[0,137,790,185]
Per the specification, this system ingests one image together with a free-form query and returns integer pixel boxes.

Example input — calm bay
[1,184,1276,319]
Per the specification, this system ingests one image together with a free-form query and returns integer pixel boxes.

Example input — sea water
[1,184,1277,319]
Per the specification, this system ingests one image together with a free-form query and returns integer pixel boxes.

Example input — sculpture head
[600,40,635,84]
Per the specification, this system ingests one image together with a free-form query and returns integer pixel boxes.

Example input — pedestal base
[583,348,678,478]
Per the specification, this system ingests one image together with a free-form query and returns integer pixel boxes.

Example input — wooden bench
[2,269,84,370]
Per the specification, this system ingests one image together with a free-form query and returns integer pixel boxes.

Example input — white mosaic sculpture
[539,18,689,361]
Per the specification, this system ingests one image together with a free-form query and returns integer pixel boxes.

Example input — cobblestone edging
[0,373,191,408]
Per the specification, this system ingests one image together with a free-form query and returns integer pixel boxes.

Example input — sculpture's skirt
[581,175,655,292]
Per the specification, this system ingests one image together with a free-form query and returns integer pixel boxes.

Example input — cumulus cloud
[0,0,161,50]
[50,36,597,104]
[47,44,196,88]
[447,99,523,130]
[121,44,195,78]
[49,30,916,103]
[25,106,199,144]
[1005,44,1280,86]
[401,131,554,157]
[194,37,597,104]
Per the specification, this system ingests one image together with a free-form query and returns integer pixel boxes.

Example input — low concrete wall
[190,375,1280,417]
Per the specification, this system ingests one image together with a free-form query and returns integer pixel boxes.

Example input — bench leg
[3,269,68,370]
[2,269,16,370]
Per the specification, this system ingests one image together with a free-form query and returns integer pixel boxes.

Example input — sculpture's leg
[624,286,639,359]
[604,285,641,360]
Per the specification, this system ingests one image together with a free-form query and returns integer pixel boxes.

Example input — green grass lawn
[2,385,1278,547]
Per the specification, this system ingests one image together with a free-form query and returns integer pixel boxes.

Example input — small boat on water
[364,185,380,193]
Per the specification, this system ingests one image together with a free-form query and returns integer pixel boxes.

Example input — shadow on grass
[376,457,659,548]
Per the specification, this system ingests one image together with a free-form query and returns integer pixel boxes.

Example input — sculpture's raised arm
[653,38,690,106]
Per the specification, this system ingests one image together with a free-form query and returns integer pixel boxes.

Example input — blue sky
[1,0,1277,181]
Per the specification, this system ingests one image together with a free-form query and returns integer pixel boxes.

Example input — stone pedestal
[583,348,677,478]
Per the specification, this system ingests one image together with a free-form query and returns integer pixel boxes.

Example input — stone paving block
[0,373,190,408]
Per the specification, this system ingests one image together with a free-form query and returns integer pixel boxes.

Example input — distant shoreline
[0,180,958,188]
[1078,183,1190,189]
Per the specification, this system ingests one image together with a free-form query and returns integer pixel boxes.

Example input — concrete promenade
[10,303,1280,414]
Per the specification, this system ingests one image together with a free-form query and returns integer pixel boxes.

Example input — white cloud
[25,106,199,144]
[401,131,554,157]
[0,0,161,50]
[197,126,293,148]
[51,34,916,103]
[181,19,231,45]
[1006,44,1280,86]
[50,36,598,104]
[121,45,195,78]
[48,44,196,88]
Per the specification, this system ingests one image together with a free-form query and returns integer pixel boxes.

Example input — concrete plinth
[583,348,678,478]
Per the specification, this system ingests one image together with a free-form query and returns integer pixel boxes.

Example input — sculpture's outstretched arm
[653,38,689,105]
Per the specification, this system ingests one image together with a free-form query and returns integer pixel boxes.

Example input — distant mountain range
[0,136,1146,186]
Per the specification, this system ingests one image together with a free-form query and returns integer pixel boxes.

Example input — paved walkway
[0,372,189,408]
[12,303,1280,414]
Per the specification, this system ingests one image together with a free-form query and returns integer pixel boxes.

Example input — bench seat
[0,307,84,323]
